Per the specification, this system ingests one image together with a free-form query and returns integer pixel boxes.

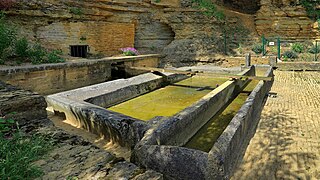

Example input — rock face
[255,0,319,39]
[0,81,47,126]
[216,0,261,14]
[2,0,319,67]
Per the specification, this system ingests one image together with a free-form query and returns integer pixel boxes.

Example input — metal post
[316,40,318,61]
[224,33,227,55]
[245,53,251,67]
[277,37,281,61]
[262,35,266,56]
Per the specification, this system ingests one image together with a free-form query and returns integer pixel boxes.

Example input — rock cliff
[2,0,319,67]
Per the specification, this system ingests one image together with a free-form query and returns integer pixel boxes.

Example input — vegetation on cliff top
[300,0,320,20]
[0,12,65,65]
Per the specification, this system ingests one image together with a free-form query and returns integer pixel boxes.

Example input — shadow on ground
[232,108,319,179]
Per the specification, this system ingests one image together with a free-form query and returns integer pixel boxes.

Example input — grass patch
[0,116,52,179]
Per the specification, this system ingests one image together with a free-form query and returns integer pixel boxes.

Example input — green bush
[14,37,29,58]
[282,51,298,59]
[0,17,16,62]
[192,0,225,20]
[301,0,320,20]
[29,44,47,64]
[251,44,263,54]
[308,45,320,54]
[0,14,65,65]
[47,50,65,63]
[291,43,304,53]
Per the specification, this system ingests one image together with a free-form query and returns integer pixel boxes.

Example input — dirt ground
[232,71,320,179]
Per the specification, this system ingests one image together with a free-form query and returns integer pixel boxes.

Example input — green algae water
[184,80,260,152]
[108,76,228,121]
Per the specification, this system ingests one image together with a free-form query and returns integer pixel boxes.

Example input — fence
[220,33,319,62]
[262,36,319,62]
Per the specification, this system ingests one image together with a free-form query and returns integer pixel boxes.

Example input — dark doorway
[70,45,89,58]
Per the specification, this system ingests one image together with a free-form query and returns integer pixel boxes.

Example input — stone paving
[232,71,320,179]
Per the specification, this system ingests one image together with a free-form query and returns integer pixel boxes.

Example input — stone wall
[37,22,135,55]
[0,55,160,95]
[255,0,319,39]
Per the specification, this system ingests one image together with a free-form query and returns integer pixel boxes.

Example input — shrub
[29,44,47,64]
[251,44,263,54]
[47,50,65,63]
[301,0,320,20]
[291,43,304,53]
[14,37,29,58]
[0,17,16,60]
[120,47,139,56]
[282,51,298,59]
[308,45,320,54]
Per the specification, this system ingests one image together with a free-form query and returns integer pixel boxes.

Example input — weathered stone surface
[277,62,320,71]
[0,82,163,179]
[34,126,163,179]
[0,81,47,126]
[46,73,167,148]
[133,67,274,179]
[133,145,208,180]
[133,170,164,180]
[255,1,319,39]
[0,55,160,95]
[207,67,274,179]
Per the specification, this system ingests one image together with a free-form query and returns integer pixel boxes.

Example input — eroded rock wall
[3,0,319,67]
[255,0,319,39]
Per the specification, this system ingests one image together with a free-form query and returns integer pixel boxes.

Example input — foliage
[46,50,65,63]
[0,14,65,65]
[192,0,225,20]
[70,7,83,15]
[0,0,16,10]
[282,50,298,59]
[0,133,52,179]
[300,0,320,20]
[0,115,52,179]
[29,44,48,64]
[291,43,304,53]
[251,44,263,54]
[15,37,29,58]
[120,47,139,56]
[0,15,16,62]
[308,45,320,54]
[0,116,16,136]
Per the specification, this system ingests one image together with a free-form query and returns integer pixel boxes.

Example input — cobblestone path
[232,71,320,180]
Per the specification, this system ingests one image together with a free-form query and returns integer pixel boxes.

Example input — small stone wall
[207,67,274,179]
[276,62,320,71]
[132,66,274,179]
[0,55,160,95]
[0,81,47,127]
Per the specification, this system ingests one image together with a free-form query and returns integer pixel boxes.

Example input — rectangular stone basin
[47,66,255,149]
[132,66,274,179]
[108,76,228,121]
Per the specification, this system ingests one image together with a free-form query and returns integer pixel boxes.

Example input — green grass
[0,117,52,179]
